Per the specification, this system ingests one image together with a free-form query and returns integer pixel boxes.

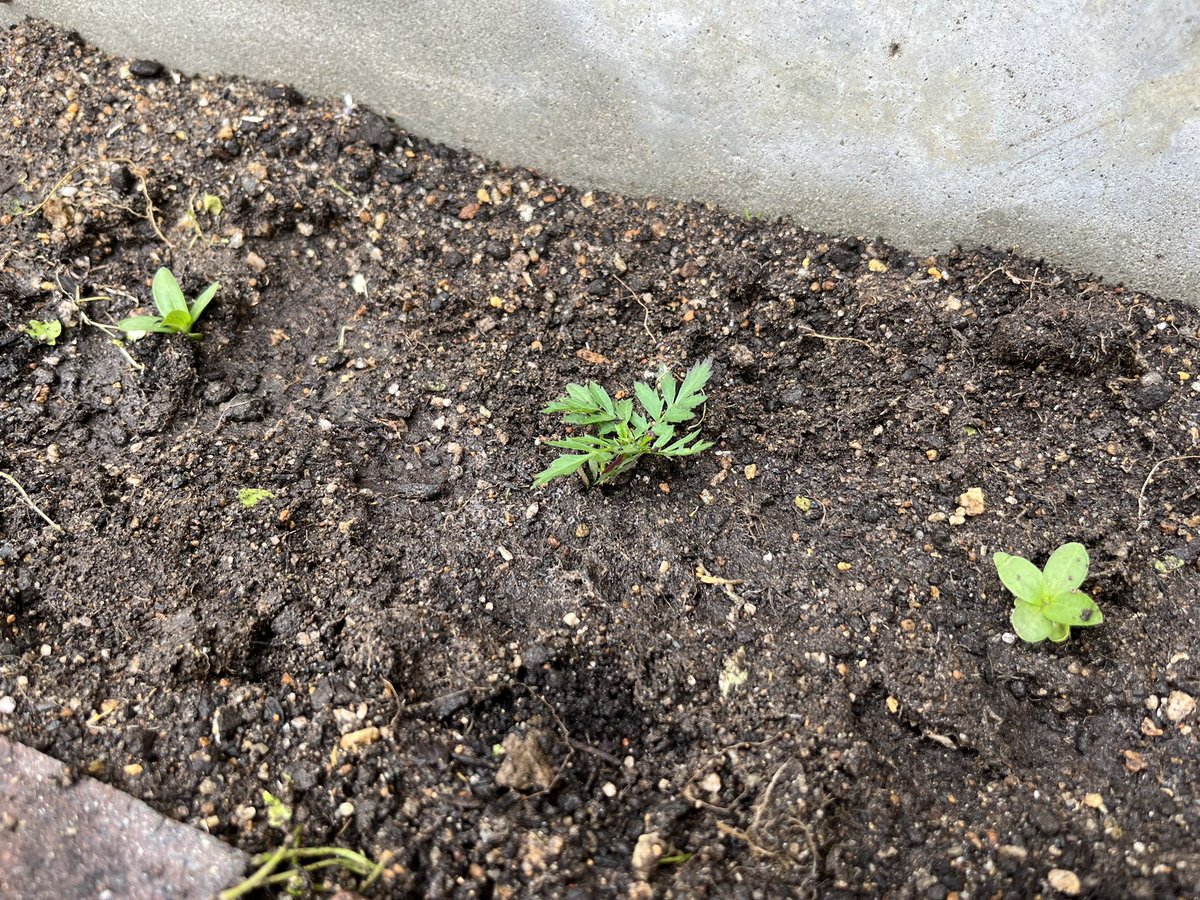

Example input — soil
[3,18,1200,900]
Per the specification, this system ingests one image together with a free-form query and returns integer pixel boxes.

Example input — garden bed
[2,18,1199,898]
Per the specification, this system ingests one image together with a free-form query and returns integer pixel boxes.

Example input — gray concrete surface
[0,735,248,899]
[3,1,1198,301]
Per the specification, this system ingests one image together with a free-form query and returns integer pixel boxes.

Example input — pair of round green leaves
[993,542,1103,643]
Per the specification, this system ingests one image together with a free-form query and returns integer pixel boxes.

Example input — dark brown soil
[3,19,1200,900]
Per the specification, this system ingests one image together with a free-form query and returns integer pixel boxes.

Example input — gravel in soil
[3,18,1200,899]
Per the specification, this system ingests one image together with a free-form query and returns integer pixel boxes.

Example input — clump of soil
[3,18,1200,899]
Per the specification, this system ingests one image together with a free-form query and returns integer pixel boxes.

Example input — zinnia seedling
[118,266,219,341]
[534,359,715,488]
[993,542,1103,643]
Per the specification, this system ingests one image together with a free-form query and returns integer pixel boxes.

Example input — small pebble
[1165,690,1196,723]
[129,59,164,78]
[1047,868,1081,896]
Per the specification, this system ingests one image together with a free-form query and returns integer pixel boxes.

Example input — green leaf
[587,382,616,416]
[152,267,188,316]
[532,453,590,488]
[614,398,634,424]
[162,309,193,333]
[634,381,664,419]
[118,315,169,333]
[189,282,220,322]
[546,435,608,451]
[1047,621,1071,642]
[261,790,292,829]
[663,437,715,457]
[993,551,1046,605]
[239,488,276,508]
[24,319,62,345]
[676,358,712,403]
[201,193,224,216]
[662,402,704,424]
[1010,601,1055,643]
[562,411,616,426]
[1043,590,1103,627]
[565,383,595,406]
[660,430,705,456]
[659,367,678,407]
[1042,542,1089,595]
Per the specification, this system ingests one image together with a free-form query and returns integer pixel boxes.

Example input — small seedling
[993,542,1103,643]
[534,359,715,488]
[239,488,276,508]
[218,829,385,899]
[22,319,62,345]
[118,266,219,340]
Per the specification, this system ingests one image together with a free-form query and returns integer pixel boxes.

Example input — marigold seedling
[534,359,715,488]
[993,542,1103,643]
[118,266,219,341]
[23,319,62,345]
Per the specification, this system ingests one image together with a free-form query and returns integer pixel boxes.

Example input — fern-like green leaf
[532,453,591,488]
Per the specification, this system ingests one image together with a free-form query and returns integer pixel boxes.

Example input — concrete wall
[4,1,1199,301]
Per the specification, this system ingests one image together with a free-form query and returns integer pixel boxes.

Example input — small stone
[958,487,985,516]
[575,523,590,538]
[0,697,14,715]
[601,782,617,798]
[395,482,443,502]
[1047,868,1081,896]
[245,251,267,273]
[1123,749,1147,772]
[339,726,381,751]
[494,729,556,793]
[744,464,758,481]
[1164,690,1196,723]
[337,801,355,818]
[631,831,663,880]
[223,394,265,423]
[266,84,304,105]
[562,612,580,627]
[357,112,395,152]
[129,59,164,78]
[699,772,721,794]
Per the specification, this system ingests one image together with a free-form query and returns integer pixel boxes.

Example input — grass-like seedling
[219,791,386,898]
[218,829,384,899]
[118,266,219,340]
[993,542,1103,643]
[534,358,714,488]
[23,319,63,345]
